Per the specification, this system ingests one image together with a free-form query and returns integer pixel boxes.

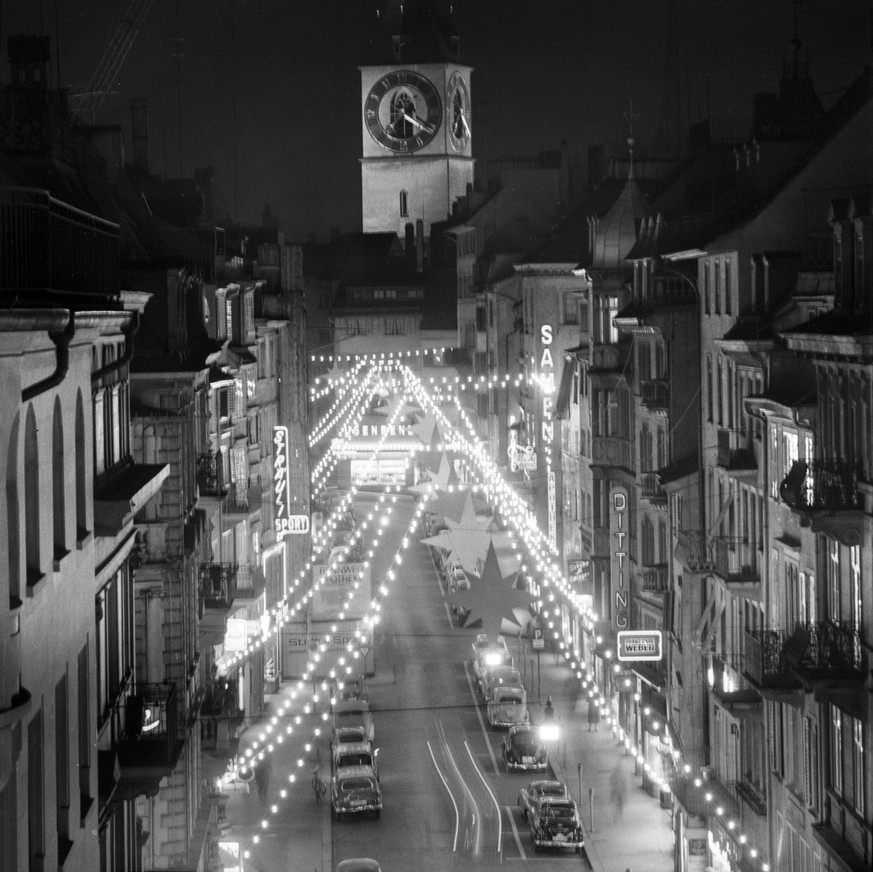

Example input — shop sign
[224,618,248,653]
[610,485,629,630]
[617,630,662,661]
[273,426,294,538]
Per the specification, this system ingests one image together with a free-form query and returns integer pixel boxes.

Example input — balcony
[590,343,630,374]
[784,621,863,687]
[93,462,170,537]
[673,531,715,572]
[640,565,668,593]
[199,563,238,610]
[115,682,182,799]
[744,628,802,696]
[716,428,757,483]
[780,459,864,547]
[640,472,667,507]
[196,452,227,498]
[640,379,668,411]
[234,564,266,603]
[712,537,761,593]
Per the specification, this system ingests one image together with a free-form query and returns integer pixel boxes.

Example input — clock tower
[360,2,473,239]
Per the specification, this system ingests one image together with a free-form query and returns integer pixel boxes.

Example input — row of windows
[702,256,733,316]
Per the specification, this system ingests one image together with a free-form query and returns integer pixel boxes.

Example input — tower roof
[589,138,651,269]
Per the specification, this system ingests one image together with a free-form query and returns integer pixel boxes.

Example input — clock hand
[403,112,435,134]
[460,112,471,136]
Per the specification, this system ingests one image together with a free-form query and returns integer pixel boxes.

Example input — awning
[552,361,575,420]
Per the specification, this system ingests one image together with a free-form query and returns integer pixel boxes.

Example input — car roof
[333,726,366,741]
[527,780,566,792]
[509,723,536,735]
[333,699,371,713]
[335,859,381,872]
[335,764,377,778]
[333,741,373,755]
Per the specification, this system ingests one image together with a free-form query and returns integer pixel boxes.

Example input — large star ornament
[447,541,534,640]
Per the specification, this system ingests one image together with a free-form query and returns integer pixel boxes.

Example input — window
[24,407,40,583]
[706,355,714,423]
[852,716,865,814]
[561,292,578,324]
[703,262,711,315]
[827,538,841,622]
[28,707,44,866]
[399,190,408,217]
[75,392,87,540]
[803,715,819,813]
[78,644,91,815]
[52,400,66,560]
[831,705,843,794]
[714,260,721,314]
[55,675,70,842]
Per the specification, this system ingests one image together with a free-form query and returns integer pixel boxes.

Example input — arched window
[24,406,41,583]
[399,190,409,218]
[53,398,66,559]
[76,391,87,540]
[6,413,21,604]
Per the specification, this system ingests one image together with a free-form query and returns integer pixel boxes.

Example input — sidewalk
[529,650,675,872]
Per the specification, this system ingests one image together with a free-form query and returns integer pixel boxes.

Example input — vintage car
[331,739,379,779]
[332,725,367,747]
[330,764,382,820]
[335,861,381,872]
[480,663,523,700]
[488,685,529,729]
[473,647,514,691]
[528,796,584,851]
[447,563,471,591]
[518,780,570,823]
[332,699,375,743]
[333,672,369,703]
[502,724,547,771]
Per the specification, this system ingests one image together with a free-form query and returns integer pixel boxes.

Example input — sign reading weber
[273,426,309,537]
[617,630,663,662]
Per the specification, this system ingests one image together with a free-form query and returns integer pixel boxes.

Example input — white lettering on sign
[275,514,309,536]
[610,486,629,631]
[273,426,293,539]
[539,322,558,553]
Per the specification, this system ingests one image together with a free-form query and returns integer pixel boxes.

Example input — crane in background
[71,0,154,124]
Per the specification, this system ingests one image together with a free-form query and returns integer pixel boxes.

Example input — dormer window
[400,190,409,217]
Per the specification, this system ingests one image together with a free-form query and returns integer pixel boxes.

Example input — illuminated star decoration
[447,541,534,640]
[325,358,344,386]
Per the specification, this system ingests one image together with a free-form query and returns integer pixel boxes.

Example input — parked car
[332,699,375,743]
[528,796,584,852]
[518,780,570,823]
[471,635,513,689]
[502,724,547,771]
[330,764,382,820]
[331,739,379,780]
[480,664,523,700]
[333,672,369,703]
[335,861,381,872]
[447,564,471,591]
[488,684,529,729]
[332,725,367,747]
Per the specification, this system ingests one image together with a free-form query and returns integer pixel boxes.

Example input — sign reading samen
[617,630,663,662]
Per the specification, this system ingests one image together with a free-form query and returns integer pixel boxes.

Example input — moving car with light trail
[518,780,570,822]
[528,795,584,852]
[330,764,382,820]
[502,723,546,770]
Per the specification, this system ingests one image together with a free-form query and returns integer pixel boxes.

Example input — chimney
[415,219,424,272]
[131,98,149,173]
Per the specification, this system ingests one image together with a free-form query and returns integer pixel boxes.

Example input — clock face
[447,72,470,151]
[364,70,442,153]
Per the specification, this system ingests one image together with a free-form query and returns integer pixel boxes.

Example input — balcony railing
[744,628,795,688]
[716,428,756,473]
[198,563,238,609]
[196,452,226,497]
[781,459,862,511]
[591,434,633,469]
[641,565,668,592]
[788,621,862,679]
[640,379,668,409]
[712,537,760,583]
[640,472,667,504]
[117,682,179,769]
[0,186,121,302]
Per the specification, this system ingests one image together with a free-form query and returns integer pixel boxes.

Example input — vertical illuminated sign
[610,485,629,630]
[273,426,292,538]
[539,324,558,551]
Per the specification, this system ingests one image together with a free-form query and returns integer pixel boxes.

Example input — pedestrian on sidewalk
[587,696,600,731]
[609,761,628,820]
[311,767,327,805]
[544,695,554,720]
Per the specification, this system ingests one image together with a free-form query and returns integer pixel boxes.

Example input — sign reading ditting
[617,630,663,662]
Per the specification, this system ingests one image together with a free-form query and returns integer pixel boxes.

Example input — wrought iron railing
[198,563,238,608]
[789,621,862,678]
[196,452,225,497]
[716,428,756,471]
[782,459,861,511]
[120,681,178,765]
[640,379,668,408]
[744,628,792,687]
[713,536,760,581]
[640,472,666,502]
[641,566,668,592]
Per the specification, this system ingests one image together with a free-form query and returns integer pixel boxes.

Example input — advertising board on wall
[310,562,372,620]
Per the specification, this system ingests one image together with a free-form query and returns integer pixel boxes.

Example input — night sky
[3,0,871,240]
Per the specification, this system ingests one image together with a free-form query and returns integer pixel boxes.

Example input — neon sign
[610,485,629,630]
[273,426,293,538]
[539,324,557,551]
